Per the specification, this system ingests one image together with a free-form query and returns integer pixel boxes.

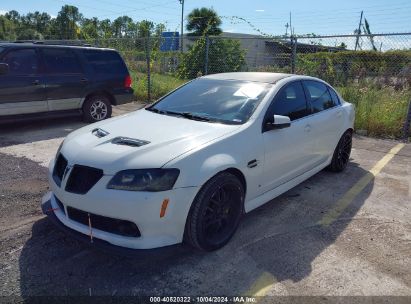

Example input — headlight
[107,169,180,192]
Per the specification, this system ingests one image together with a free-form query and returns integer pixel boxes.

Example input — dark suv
[0,42,134,123]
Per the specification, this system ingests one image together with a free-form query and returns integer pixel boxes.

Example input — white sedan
[42,72,355,251]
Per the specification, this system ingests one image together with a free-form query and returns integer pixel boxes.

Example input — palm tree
[186,7,222,36]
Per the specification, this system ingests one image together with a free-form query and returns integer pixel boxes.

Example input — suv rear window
[83,50,127,75]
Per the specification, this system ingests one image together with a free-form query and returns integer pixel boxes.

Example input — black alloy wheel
[185,172,244,251]
[329,131,352,172]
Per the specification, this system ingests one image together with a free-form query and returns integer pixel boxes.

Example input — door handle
[32,80,40,85]
[336,110,342,118]
[304,125,311,132]
[80,78,88,83]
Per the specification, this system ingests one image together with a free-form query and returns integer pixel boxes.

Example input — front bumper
[44,160,200,250]
[41,196,189,256]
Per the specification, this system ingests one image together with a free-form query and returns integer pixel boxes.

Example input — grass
[129,71,187,102]
[128,69,410,138]
[338,85,410,138]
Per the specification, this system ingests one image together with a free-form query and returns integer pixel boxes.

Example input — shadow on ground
[0,116,86,148]
[18,160,373,297]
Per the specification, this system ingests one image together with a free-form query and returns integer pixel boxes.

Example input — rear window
[303,80,336,113]
[83,50,127,75]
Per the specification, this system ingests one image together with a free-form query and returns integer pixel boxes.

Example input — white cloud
[255,9,265,12]
[224,29,236,33]
[0,9,8,15]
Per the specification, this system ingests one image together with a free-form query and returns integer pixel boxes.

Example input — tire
[329,130,352,172]
[82,95,112,123]
[184,172,245,251]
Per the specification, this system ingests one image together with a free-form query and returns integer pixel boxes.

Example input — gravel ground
[0,104,410,301]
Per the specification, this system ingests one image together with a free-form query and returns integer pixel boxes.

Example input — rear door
[0,48,47,116]
[302,80,343,163]
[260,81,316,193]
[40,47,88,111]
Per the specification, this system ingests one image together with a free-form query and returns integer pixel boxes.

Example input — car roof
[0,42,115,51]
[201,72,293,84]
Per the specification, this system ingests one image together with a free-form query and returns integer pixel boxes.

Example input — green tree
[112,16,134,38]
[5,10,20,23]
[0,15,17,40]
[20,12,51,38]
[186,7,222,36]
[55,5,83,39]
[338,42,347,49]
[98,19,113,38]
[137,20,154,37]
[177,37,246,79]
[81,17,99,39]
[16,28,43,40]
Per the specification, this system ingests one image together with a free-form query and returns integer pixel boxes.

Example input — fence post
[291,36,297,74]
[145,37,151,102]
[403,99,411,142]
[204,36,210,75]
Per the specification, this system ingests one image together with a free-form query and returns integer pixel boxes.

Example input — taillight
[124,75,132,88]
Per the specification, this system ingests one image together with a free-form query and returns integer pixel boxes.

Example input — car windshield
[147,78,271,124]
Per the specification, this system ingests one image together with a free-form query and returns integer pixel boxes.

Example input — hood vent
[92,128,109,138]
[112,137,150,147]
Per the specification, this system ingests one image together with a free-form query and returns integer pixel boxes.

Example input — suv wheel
[184,172,244,251]
[82,95,112,123]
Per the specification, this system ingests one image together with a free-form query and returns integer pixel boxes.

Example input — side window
[83,50,127,75]
[328,87,341,106]
[268,81,309,121]
[2,49,38,75]
[304,80,335,113]
[42,48,82,74]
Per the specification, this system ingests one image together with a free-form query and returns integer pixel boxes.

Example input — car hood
[61,109,240,174]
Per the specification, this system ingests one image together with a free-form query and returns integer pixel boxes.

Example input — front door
[0,48,47,116]
[260,81,316,193]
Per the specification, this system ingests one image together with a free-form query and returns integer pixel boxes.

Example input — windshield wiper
[146,107,165,114]
[175,111,211,122]
[149,108,211,122]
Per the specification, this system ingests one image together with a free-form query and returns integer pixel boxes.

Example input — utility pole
[179,0,184,52]
[355,10,363,51]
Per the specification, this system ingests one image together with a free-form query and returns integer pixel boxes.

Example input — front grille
[66,207,141,237]
[52,154,68,187]
[65,165,103,194]
[54,195,65,215]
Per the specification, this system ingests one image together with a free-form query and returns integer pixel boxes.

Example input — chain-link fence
[5,33,411,138]
[32,33,411,94]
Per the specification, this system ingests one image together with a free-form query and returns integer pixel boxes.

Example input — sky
[0,0,410,37]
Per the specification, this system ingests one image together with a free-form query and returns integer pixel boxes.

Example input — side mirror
[264,115,291,132]
[0,63,9,75]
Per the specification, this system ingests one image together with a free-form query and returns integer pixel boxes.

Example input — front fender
[174,153,241,189]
